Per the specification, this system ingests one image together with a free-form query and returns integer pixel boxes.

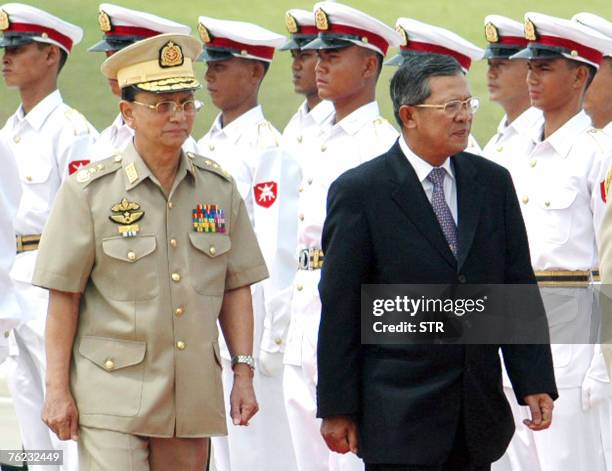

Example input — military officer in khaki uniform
[31,33,268,471]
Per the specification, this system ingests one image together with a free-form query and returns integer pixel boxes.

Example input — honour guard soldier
[574,13,612,135]
[284,3,400,470]
[385,17,484,155]
[499,13,612,471]
[32,32,268,471]
[0,4,98,470]
[481,16,543,170]
[280,9,334,164]
[88,3,199,156]
[195,15,299,471]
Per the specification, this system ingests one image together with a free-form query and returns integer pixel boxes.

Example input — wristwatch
[231,354,255,371]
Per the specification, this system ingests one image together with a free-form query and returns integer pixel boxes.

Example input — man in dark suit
[316,53,558,471]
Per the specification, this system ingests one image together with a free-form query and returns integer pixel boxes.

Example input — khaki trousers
[78,426,209,471]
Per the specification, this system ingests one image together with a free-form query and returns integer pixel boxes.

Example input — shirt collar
[328,101,381,136]
[603,121,612,137]
[14,90,63,131]
[544,110,592,159]
[509,107,544,136]
[122,141,194,191]
[209,105,265,144]
[308,100,335,126]
[399,135,455,183]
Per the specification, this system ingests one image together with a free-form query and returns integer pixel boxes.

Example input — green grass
[1,0,610,144]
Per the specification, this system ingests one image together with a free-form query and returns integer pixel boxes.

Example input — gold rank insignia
[110,198,144,237]
[315,8,329,31]
[484,23,499,43]
[285,13,299,34]
[125,162,139,184]
[602,166,612,203]
[524,18,537,41]
[0,9,9,31]
[396,25,408,47]
[98,10,112,32]
[159,41,184,68]
[198,23,211,44]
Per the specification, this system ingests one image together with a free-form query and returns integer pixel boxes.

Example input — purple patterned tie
[427,167,458,256]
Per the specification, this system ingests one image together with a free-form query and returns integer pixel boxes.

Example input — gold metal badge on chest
[109,198,144,237]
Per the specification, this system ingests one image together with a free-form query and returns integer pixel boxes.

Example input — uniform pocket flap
[79,336,146,371]
[20,162,52,184]
[189,233,231,258]
[102,235,156,262]
[536,190,578,210]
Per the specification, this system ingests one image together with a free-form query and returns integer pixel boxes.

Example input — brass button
[176,341,186,350]
[25,175,32,182]
[299,187,304,193]
[205,159,212,165]
[127,251,136,261]
[168,201,174,209]
[3,330,9,338]
[114,155,122,163]
[187,152,195,159]
[213,163,219,169]
[496,146,503,153]
[97,164,105,171]
[175,307,184,317]
[307,178,313,185]
[170,238,177,248]
[209,246,216,255]
[104,359,115,371]
[209,144,215,151]
[171,272,181,282]
[41,32,48,39]
[297,136,303,143]
[13,135,20,143]
[362,36,369,43]
[275,338,283,346]
[299,213,304,221]
[522,196,529,204]
[530,160,537,168]
[545,201,551,207]
[296,284,303,291]
[321,144,327,152]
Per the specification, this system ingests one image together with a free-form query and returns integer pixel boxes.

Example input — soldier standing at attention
[32,32,268,471]
[0,4,98,470]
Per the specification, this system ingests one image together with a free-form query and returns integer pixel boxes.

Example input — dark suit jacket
[316,140,557,466]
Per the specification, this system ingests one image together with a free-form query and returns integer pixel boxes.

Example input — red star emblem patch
[69,160,90,175]
[254,181,278,208]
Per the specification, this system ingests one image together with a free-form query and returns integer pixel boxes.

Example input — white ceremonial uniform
[0,89,98,471]
[604,121,612,137]
[198,105,298,471]
[0,141,21,364]
[283,101,398,471]
[282,100,335,159]
[497,111,612,471]
[94,112,199,157]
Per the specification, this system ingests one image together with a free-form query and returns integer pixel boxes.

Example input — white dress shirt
[282,99,334,163]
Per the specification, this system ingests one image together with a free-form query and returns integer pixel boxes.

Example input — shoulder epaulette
[188,152,232,182]
[73,153,123,186]
[256,121,280,149]
[586,128,612,155]
[64,108,92,136]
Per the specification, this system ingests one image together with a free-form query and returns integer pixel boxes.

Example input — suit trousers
[78,426,209,471]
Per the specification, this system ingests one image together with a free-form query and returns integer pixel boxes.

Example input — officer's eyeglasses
[132,99,204,116]
[414,97,480,117]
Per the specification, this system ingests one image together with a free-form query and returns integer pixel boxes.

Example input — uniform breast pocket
[98,235,159,301]
[188,233,231,296]
[537,189,577,245]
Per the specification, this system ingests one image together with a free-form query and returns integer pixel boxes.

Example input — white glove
[258,350,284,377]
[581,375,612,411]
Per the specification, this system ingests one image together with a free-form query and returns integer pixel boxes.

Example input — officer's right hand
[230,365,259,426]
[321,415,359,454]
[42,387,79,441]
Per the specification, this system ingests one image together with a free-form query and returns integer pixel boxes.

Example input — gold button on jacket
[32,143,268,438]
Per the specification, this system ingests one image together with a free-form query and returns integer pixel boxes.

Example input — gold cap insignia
[159,41,184,68]
[0,9,9,31]
[396,25,408,47]
[285,13,299,34]
[570,49,579,57]
[98,10,112,33]
[485,23,499,43]
[198,23,211,44]
[315,8,329,31]
[524,19,537,41]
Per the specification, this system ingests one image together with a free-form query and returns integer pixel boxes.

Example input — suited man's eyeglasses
[414,97,480,117]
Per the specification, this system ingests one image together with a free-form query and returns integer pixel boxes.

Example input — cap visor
[0,35,34,48]
[301,36,352,50]
[509,47,535,60]
[88,39,116,53]
[279,38,300,51]
[196,48,234,62]
[135,77,201,93]
[384,54,405,66]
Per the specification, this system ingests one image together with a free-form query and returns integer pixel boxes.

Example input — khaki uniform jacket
[32,142,268,437]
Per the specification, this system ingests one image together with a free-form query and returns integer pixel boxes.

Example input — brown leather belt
[535,270,595,287]
[16,234,41,254]
[298,248,324,270]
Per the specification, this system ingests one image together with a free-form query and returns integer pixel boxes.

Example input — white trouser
[283,363,363,471]
[212,357,296,471]
[8,317,78,471]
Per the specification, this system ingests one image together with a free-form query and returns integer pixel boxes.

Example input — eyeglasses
[414,97,480,117]
[131,99,203,116]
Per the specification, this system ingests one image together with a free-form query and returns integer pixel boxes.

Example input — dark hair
[567,59,597,90]
[120,85,141,102]
[257,59,270,75]
[389,53,463,127]
[36,42,67,72]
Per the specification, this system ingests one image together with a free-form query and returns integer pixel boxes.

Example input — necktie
[427,167,458,256]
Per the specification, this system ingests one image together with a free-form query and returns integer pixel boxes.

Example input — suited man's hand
[523,393,554,431]
[320,415,359,454]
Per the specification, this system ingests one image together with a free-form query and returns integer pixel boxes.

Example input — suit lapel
[452,153,483,270]
[386,143,457,269]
